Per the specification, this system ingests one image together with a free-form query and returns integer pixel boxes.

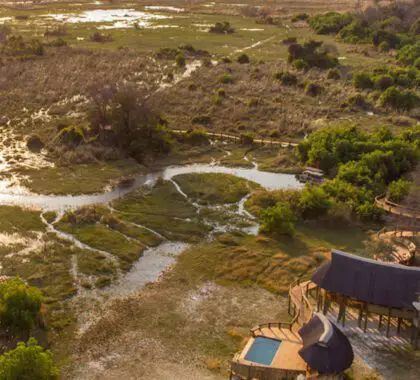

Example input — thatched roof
[312,249,420,310]
[298,313,353,374]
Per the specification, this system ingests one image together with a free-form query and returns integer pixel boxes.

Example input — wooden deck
[238,327,306,372]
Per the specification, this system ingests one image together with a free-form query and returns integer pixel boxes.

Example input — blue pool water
[244,336,282,365]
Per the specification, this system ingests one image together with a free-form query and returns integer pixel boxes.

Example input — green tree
[260,203,296,236]
[298,186,332,219]
[387,178,412,203]
[0,278,43,333]
[0,338,59,380]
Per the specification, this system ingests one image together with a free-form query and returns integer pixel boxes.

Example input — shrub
[338,20,371,43]
[379,86,420,111]
[240,133,254,145]
[355,202,383,222]
[298,186,332,219]
[273,71,297,86]
[308,12,354,34]
[0,278,43,333]
[89,31,113,43]
[292,58,309,71]
[182,128,209,146]
[55,125,85,146]
[353,73,374,89]
[0,338,59,380]
[237,53,250,64]
[291,13,309,22]
[374,74,394,91]
[26,135,44,152]
[221,57,232,63]
[349,93,368,108]
[378,41,391,52]
[410,19,420,35]
[387,178,412,203]
[219,74,233,84]
[397,42,420,65]
[192,115,212,125]
[209,22,235,34]
[305,82,324,97]
[217,88,226,97]
[372,30,400,49]
[414,57,420,70]
[176,53,186,67]
[282,37,297,45]
[327,68,340,80]
[288,40,338,69]
[260,203,296,236]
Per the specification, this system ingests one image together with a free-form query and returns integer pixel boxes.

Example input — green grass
[76,249,118,284]
[0,206,44,234]
[20,159,144,195]
[249,146,302,173]
[172,173,260,205]
[56,221,145,271]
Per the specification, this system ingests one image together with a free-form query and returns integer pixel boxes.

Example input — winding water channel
[0,163,303,210]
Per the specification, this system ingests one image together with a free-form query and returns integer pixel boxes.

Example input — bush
[89,31,113,43]
[374,74,393,91]
[349,93,368,108]
[240,133,254,145]
[209,22,235,34]
[372,30,400,49]
[0,278,43,333]
[378,41,391,52]
[288,40,338,69]
[356,202,383,222]
[282,37,297,45]
[338,20,371,43]
[217,88,226,97]
[26,135,44,152]
[414,57,420,70]
[292,58,309,71]
[273,71,297,86]
[379,86,420,111]
[0,338,59,380]
[291,13,309,22]
[237,53,250,64]
[397,42,420,65]
[387,178,412,203]
[176,53,186,67]
[305,82,324,97]
[353,73,374,89]
[308,12,354,35]
[55,125,86,146]
[182,128,209,146]
[192,115,212,125]
[298,186,332,219]
[327,68,340,80]
[260,202,296,236]
[219,74,233,84]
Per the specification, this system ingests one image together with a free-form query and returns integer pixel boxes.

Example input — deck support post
[397,317,402,334]
[363,304,368,333]
[357,304,363,328]
[386,308,392,338]
[342,303,346,327]
[288,294,291,315]
[378,314,383,330]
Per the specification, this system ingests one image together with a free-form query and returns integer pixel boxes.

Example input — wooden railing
[376,226,418,266]
[229,361,304,380]
[375,194,420,220]
[288,277,315,326]
[171,129,299,147]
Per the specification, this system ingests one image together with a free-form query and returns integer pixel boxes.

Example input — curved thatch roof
[312,249,420,310]
[298,313,353,374]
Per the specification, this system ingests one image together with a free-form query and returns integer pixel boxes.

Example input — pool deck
[238,328,307,372]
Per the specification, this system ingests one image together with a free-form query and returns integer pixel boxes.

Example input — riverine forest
[0,0,419,379]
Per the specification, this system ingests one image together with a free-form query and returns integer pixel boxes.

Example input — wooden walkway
[375,194,420,220]
[171,129,299,147]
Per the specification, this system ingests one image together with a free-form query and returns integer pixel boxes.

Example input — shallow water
[104,242,189,297]
[0,164,302,210]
